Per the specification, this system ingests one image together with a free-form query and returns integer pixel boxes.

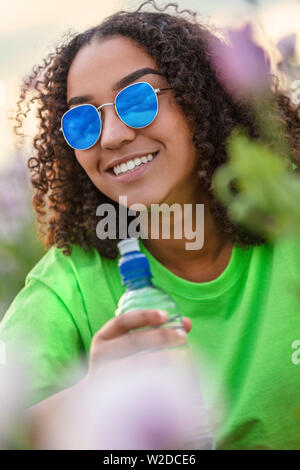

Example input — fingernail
[177,328,187,338]
[157,310,168,321]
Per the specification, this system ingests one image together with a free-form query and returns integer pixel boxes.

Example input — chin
[117,193,165,210]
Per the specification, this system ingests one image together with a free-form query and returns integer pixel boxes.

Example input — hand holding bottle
[87,309,192,377]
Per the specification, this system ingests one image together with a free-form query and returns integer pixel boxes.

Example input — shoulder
[24,243,122,335]
[25,244,114,297]
[1,244,103,335]
[1,244,120,350]
[27,244,101,282]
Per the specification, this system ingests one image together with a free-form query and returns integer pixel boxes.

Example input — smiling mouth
[106,151,159,177]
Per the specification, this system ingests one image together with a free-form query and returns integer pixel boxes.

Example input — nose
[99,105,136,150]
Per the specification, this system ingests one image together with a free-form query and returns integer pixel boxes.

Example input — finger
[91,325,187,365]
[96,309,169,341]
[182,317,192,333]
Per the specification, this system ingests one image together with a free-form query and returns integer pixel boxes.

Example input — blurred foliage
[213,129,300,241]
[0,152,44,320]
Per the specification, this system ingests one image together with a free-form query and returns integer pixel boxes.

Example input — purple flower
[207,23,271,97]
[277,34,296,63]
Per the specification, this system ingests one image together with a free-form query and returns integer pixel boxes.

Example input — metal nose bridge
[97,102,114,112]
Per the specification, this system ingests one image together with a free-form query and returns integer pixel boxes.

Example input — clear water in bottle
[115,237,184,330]
[115,237,216,450]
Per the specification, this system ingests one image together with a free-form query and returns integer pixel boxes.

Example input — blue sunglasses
[60,81,173,150]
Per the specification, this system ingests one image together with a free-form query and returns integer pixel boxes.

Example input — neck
[138,189,233,283]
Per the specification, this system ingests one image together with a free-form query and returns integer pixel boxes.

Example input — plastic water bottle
[115,237,184,330]
[115,237,216,450]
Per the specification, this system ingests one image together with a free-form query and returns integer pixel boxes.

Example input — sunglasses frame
[60,81,173,150]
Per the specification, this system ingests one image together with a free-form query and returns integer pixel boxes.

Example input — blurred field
[0,153,44,319]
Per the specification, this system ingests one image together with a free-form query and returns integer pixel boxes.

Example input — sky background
[0,0,299,167]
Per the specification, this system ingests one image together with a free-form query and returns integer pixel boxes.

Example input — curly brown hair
[14,0,300,259]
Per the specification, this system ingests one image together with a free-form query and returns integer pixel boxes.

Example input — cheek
[161,100,195,147]
[74,149,99,174]
[166,115,196,163]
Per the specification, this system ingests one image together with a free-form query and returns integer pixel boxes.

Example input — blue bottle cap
[118,238,152,283]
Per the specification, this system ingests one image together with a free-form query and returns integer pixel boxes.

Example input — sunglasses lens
[62,104,101,150]
[115,82,158,128]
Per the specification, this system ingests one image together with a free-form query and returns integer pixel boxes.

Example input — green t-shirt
[1,235,300,450]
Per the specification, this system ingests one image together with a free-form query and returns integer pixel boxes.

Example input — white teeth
[127,160,135,170]
[112,153,157,175]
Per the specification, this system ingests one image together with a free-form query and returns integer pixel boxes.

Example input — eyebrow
[67,67,164,107]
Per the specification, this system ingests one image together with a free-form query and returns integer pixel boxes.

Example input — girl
[1,0,300,449]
